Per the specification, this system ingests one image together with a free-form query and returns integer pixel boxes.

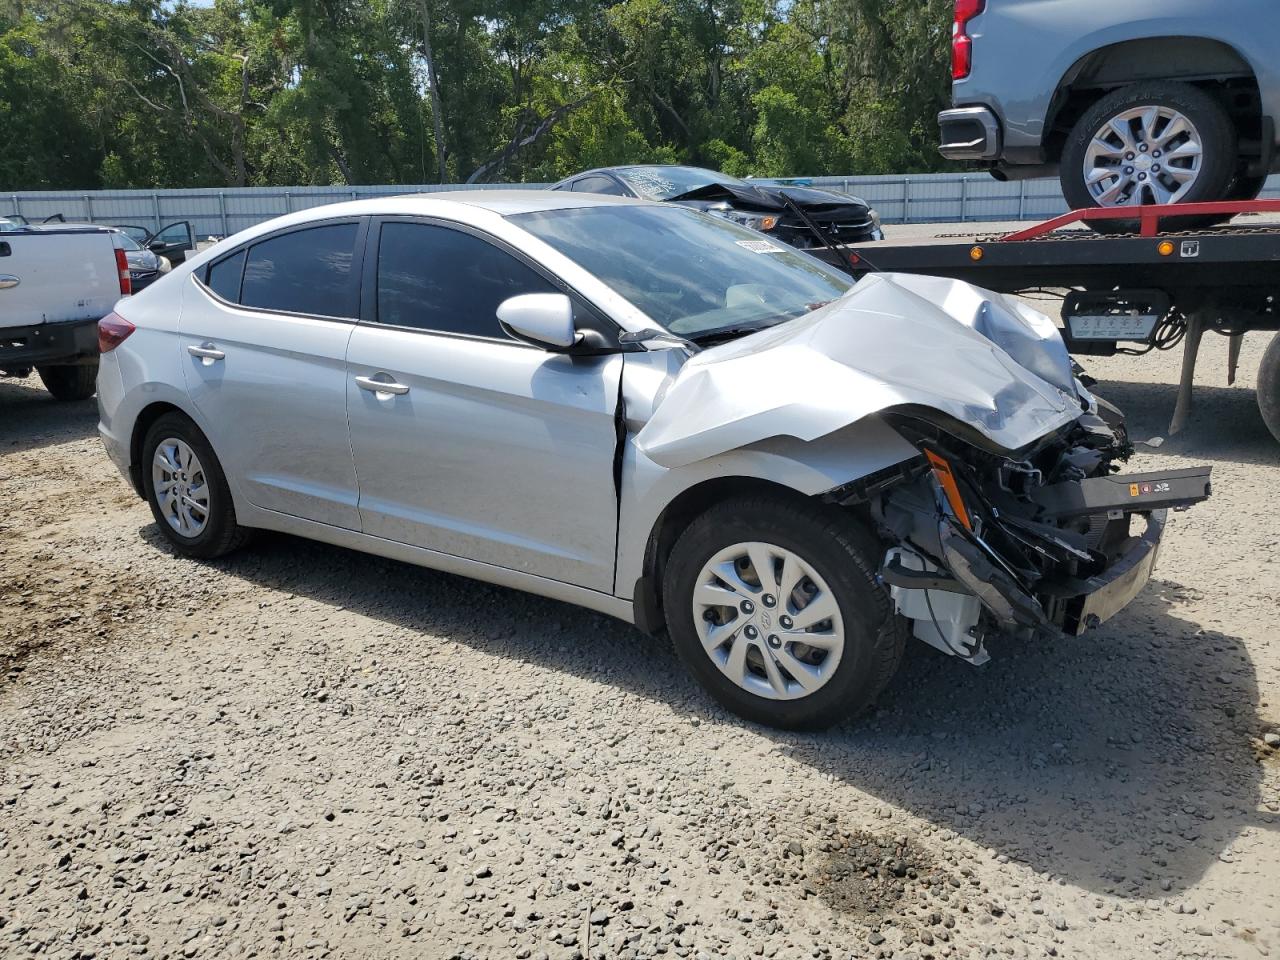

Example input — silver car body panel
[634,272,1080,470]
[179,280,363,529]
[345,324,623,592]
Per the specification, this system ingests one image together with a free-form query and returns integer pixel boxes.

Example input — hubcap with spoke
[692,541,844,701]
[151,438,210,538]
[1083,105,1203,207]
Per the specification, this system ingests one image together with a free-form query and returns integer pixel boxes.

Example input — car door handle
[187,343,225,362]
[0,275,18,290]
[355,375,410,396]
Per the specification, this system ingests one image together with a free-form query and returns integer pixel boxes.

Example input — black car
[550,165,883,248]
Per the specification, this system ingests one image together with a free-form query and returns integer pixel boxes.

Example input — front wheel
[1061,81,1237,234]
[37,362,98,401]
[662,495,905,730]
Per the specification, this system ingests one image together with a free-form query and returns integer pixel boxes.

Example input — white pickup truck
[0,224,130,400]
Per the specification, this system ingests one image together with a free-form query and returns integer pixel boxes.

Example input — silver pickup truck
[0,224,129,400]
[939,0,1280,224]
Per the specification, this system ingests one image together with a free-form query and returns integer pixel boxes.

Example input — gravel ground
[2,277,1279,959]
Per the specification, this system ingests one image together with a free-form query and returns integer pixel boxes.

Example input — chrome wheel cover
[152,437,210,538]
[1083,105,1204,207]
[692,541,844,701]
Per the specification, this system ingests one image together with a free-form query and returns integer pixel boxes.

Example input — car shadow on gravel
[189,524,1272,904]
[1092,377,1277,463]
[0,375,98,454]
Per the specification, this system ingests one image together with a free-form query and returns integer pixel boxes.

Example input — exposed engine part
[883,547,987,664]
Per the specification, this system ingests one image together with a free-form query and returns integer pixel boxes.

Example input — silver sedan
[95,191,1206,729]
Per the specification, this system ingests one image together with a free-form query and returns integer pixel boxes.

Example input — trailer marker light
[1157,240,1175,256]
[926,450,973,531]
[969,245,984,261]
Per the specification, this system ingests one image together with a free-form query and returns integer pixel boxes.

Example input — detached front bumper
[1041,511,1165,635]
[881,464,1210,643]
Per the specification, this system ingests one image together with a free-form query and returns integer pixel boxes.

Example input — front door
[180,219,367,528]
[344,219,622,592]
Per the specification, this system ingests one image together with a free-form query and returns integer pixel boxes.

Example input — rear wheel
[1061,81,1237,234]
[662,495,905,730]
[1258,331,1280,444]
[37,362,98,401]
[141,412,251,559]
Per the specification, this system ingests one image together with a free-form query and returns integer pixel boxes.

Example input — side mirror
[496,293,580,350]
[147,240,167,252]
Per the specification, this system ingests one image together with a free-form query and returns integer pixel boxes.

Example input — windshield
[512,204,851,339]
[115,233,143,251]
[613,165,747,201]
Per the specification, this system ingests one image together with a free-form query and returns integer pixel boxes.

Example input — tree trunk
[417,0,449,183]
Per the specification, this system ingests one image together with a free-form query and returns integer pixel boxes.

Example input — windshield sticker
[736,239,785,253]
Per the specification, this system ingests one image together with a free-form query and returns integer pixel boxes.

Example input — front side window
[375,221,555,338]
[240,223,359,317]
[512,204,850,341]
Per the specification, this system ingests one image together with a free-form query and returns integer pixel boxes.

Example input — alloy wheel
[1082,105,1204,207]
[691,540,844,701]
[151,437,210,537]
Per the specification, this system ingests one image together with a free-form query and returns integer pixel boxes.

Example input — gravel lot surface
[2,263,1279,959]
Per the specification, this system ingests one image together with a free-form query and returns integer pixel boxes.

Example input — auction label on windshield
[736,239,785,253]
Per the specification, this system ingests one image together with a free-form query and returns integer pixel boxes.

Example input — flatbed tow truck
[816,200,1280,443]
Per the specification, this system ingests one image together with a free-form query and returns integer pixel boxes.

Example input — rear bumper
[0,317,99,372]
[938,106,1002,161]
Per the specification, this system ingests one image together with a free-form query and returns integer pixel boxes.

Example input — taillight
[114,247,132,296]
[952,0,984,80]
[98,312,135,353]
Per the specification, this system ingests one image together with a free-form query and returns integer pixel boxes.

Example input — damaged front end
[843,403,1211,663]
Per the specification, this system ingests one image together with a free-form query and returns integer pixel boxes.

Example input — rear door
[180,219,367,528]
[344,217,622,591]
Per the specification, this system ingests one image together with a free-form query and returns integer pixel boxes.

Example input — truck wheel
[37,362,98,401]
[1061,81,1237,234]
[662,494,906,730]
[1258,331,1280,444]
[141,412,252,559]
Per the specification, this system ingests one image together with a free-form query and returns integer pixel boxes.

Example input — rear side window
[205,250,246,302]
[240,223,359,317]
[572,175,624,195]
[375,221,555,338]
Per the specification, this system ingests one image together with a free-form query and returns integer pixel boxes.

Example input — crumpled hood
[635,272,1082,469]
[669,181,872,220]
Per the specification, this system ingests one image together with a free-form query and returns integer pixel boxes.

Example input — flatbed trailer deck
[819,200,1280,442]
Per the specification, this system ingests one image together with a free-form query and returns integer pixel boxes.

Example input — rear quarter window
[205,250,246,302]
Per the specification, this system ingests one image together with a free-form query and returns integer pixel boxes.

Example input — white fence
[7,173,1280,239]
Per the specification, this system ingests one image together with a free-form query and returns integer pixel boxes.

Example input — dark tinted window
[376,222,555,337]
[241,223,358,317]
[572,176,624,196]
[205,250,246,302]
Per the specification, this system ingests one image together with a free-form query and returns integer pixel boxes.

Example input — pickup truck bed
[1,226,127,400]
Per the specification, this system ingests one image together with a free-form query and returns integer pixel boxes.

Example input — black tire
[37,362,98,401]
[1061,81,1237,234]
[1227,172,1267,202]
[1258,331,1280,444]
[141,412,251,559]
[662,494,906,730]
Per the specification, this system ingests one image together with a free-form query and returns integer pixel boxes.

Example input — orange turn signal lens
[925,450,973,531]
[759,216,779,231]
[1157,240,1175,256]
[969,245,984,261]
